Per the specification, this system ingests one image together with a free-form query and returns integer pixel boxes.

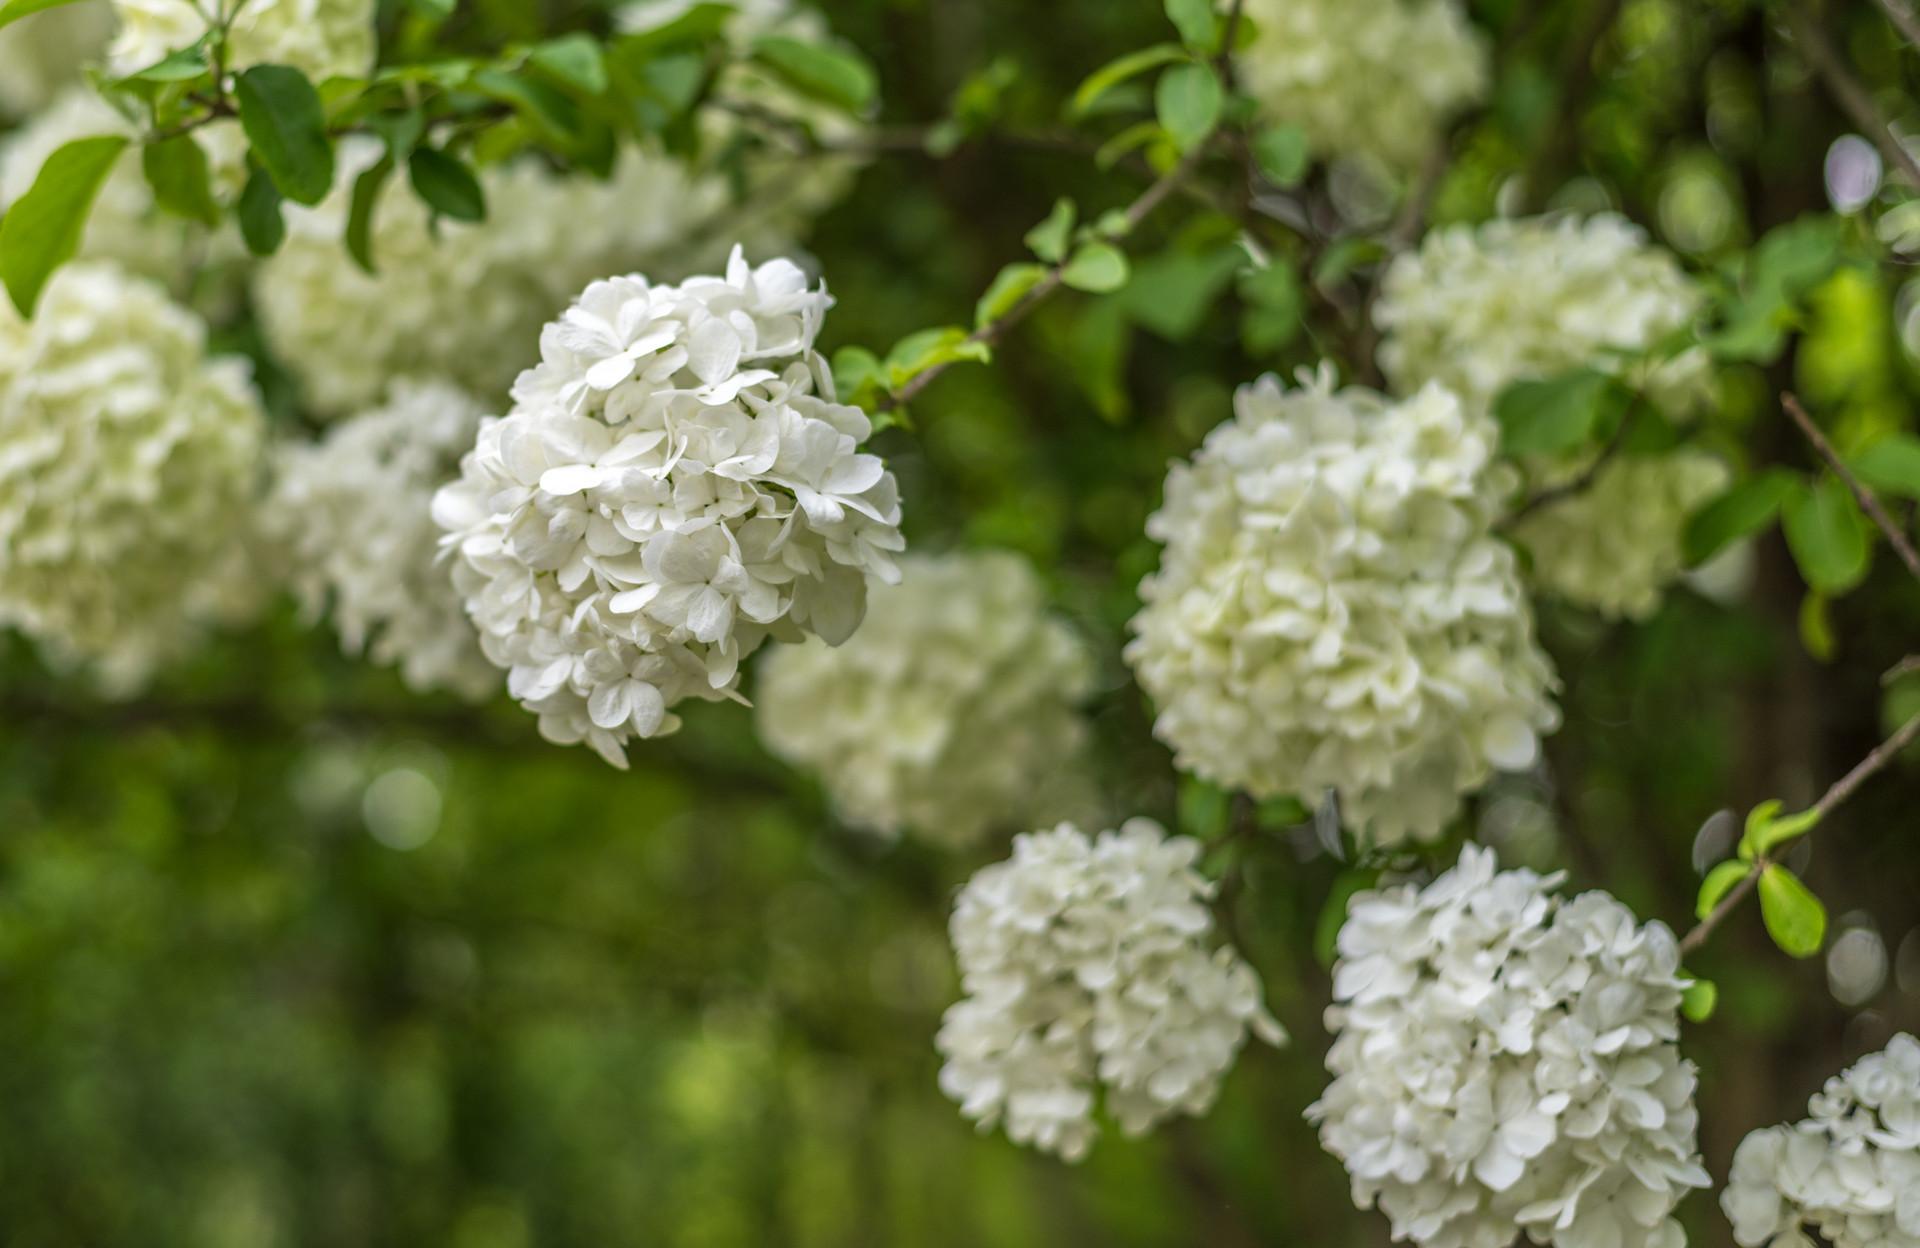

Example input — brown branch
[1876,0,1920,48]
[1679,710,1920,956]
[1783,392,1920,583]
[1786,2,1920,188]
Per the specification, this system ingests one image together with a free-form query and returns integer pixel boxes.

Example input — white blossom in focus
[1721,1033,1920,1248]
[936,818,1285,1161]
[1310,845,1710,1248]
[0,0,112,116]
[108,0,374,80]
[756,550,1096,847]
[1125,367,1560,847]
[432,249,905,767]
[0,263,264,692]
[1510,452,1732,620]
[266,380,495,699]
[1235,0,1487,173]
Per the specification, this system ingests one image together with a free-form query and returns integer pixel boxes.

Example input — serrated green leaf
[1061,242,1130,294]
[1683,469,1799,566]
[1850,433,1920,500]
[1758,865,1827,958]
[975,262,1050,329]
[1154,62,1221,153]
[530,33,608,94]
[407,146,485,223]
[750,35,877,113]
[1783,475,1871,596]
[1251,124,1308,185]
[1697,860,1753,918]
[344,155,393,273]
[237,165,286,256]
[141,134,220,226]
[234,65,334,206]
[1024,198,1076,263]
[1164,0,1217,49]
[1493,368,1629,457]
[1680,976,1718,1023]
[0,135,128,316]
[1070,43,1184,117]
[0,0,84,30]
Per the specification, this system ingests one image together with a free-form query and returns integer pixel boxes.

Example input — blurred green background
[4,0,1920,1243]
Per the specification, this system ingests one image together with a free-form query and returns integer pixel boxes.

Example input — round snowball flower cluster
[108,0,375,81]
[755,550,1095,847]
[1721,1033,1920,1248]
[1309,845,1710,1248]
[1125,366,1560,847]
[266,380,495,699]
[935,818,1285,1162]
[0,263,264,692]
[433,248,905,767]
[1235,0,1487,174]
[0,0,112,117]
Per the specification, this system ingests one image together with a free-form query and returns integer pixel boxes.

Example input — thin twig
[1786,2,1920,188]
[1679,710,1920,956]
[1876,0,1920,48]
[1783,392,1920,583]
[1501,401,1641,527]
[1883,654,1920,686]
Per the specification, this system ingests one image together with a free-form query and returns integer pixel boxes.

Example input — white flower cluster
[1722,1034,1920,1248]
[1374,214,1709,419]
[433,249,904,767]
[1310,845,1710,1248]
[0,0,112,117]
[108,0,375,81]
[253,142,738,418]
[266,379,495,699]
[1125,367,1559,847]
[1510,452,1732,620]
[0,263,264,691]
[1235,0,1487,173]
[936,818,1285,1161]
[755,550,1095,847]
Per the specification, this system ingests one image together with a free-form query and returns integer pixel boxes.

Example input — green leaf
[975,262,1050,329]
[882,327,990,390]
[1070,43,1184,117]
[1118,245,1240,340]
[1314,869,1379,968]
[1238,260,1302,354]
[470,68,583,144]
[1154,62,1221,153]
[141,134,219,226]
[1024,198,1076,263]
[530,33,608,94]
[407,147,485,223]
[1094,120,1165,170]
[1758,865,1828,958]
[237,165,286,257]
[1680,976,1718,1023]
[1061,242,1130,293]
[749,35,877,114]
[119,40,210,83]
[1850,433,1920,500]
[1684,469,1799,566]
[344,155,393,273]
[1782,476,1871,596]
[1696,861,1752,919]
[1493,368,1630,457]
[1163,0,1218,49]
[1740,798,1823,861]
[408,0,455,18]
[1251,123,1309,185]
[234,65,334,206]
[0,0,84,30]
[1311,236,1384,286]
[1799,589,1836,661]
[0,134,128,317]
[829,346,883,408]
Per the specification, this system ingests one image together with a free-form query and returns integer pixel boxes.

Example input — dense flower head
[935,818,1285,1161]
[0,0,112,116]
[1310,845,1710,1248]
[108,0,375,81]
[266,380,494,699]
[1235,0,1487,173]
[433,248,904,767]
[1125,366,1560,847]
[0,262,264,691]
[1721,1034,1920,1248]
[1510,452,1732,620]
[755,550,1096,847]
[253,141,744,418]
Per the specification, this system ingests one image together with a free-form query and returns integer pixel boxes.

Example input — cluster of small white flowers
[1125,367,1559,847]
[0,263,264,692]
[265,379,495,699]
[433,249,904,767]
[1721,1034,1920,1248]
[0,0,112,117]
[755,550,1095,847]
[253,141,740,418]
[1510,452,1732,620]
[108,0,375,81]
[935,818,1285,1162]
[1235,0,1487,173]
[1310,845,1710,1248]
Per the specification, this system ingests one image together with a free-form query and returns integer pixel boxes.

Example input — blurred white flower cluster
[756,550,1095,847]
[1722,1033,1920,1248]
[1126,367,1559,847]
[1310,845,1710,1248]
[1510,453,1732,620]
[0,263,264,692]
[936,818,1284,1161]
[0,0,112,117]
[1235,0,1487,173]
[433,249,904,767]
[108,0,375,81]
[267,380,495,699]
